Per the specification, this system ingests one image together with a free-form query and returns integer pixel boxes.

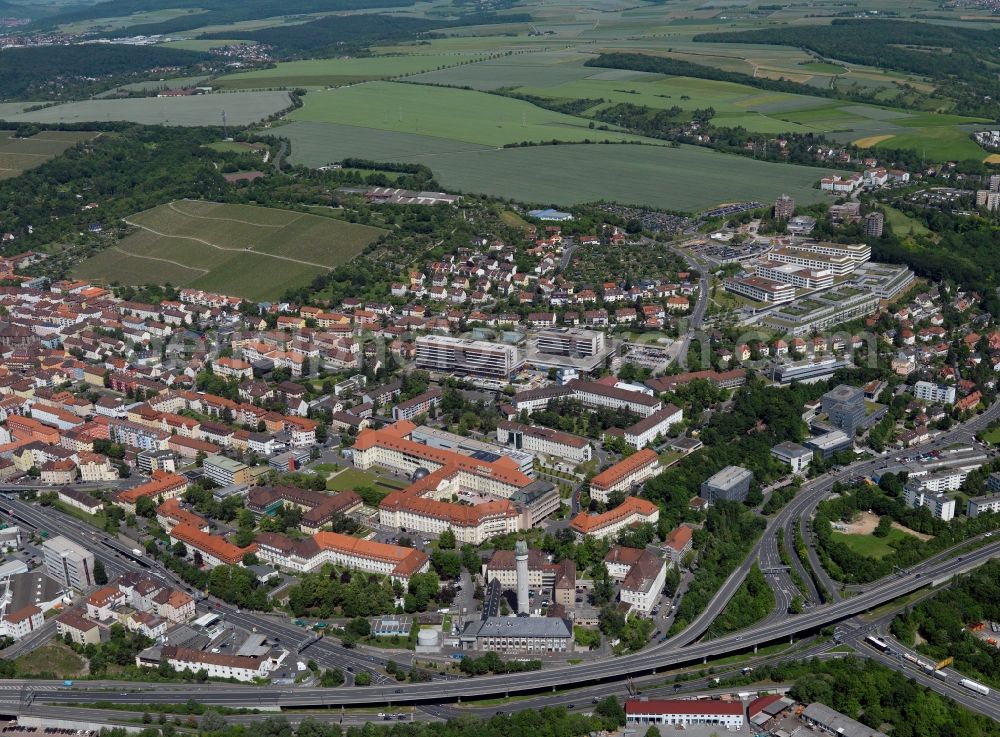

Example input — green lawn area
[51,499,107,530]
[799,62,848,74]
[884,205,931,237]
[15,642,87,678]
[162,39,250,52]
[326,467,378,492]
[0,91,293,127]
[981,427,1000,444]
[873,125,988,161]
[831,527,909,559]
[309,463,339,475]
[326,467,407,493]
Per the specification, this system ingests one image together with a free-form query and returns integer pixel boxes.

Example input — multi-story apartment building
[391,388,443,421]
[562,379,662,417]
[623,404,683,449]
[903,483,955,521]
[353,421,532,544]
[700,466,753,504]
[788,240,870,264]
[821,384,866,437]
[153,647,271,683]
[168,524,256,568]
[202,454,252,487]
[913,380,956,405]
[245,486,362,533]
[604,546,666,615]
[532,327,606,358]
[764,287,880,336]
[114,470,188,514]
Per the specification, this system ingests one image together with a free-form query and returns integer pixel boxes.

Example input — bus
[866,635,889,651]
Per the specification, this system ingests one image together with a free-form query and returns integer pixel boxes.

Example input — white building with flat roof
[904,483,955,521]
[914,380,956,405]
[416,335,524,381]
[755,260,833,290]
[723,276,796,304]
[42,536,95,591]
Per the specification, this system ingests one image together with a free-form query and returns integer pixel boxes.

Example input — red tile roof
[590,449,659,491]
[570,496,658,534]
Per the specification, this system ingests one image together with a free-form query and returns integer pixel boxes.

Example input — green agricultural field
[73,200,385,300]
[0,130,96,178]
[356,142,838,213]
[286,81,646,147]
[0,92,292,127]
[871,124,988,161]
[215,54,493,90]
[279,121,494,165]
[407,50,603,90]
[56,7,198,34]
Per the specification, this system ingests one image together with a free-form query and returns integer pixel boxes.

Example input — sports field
[73,200,385,300]
[0,92,292,127]
[0,130,96,179]
[286,81,646,147]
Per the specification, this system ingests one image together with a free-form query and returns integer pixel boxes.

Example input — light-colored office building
[700,466,753,504]
[42,536,96,591]
[416,335,524,381]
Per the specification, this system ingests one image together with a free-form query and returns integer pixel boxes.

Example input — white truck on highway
[960,678,990,696]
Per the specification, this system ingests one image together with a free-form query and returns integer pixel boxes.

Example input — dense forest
[891,561,1000,688]
[694,20,1000,117]
[36,0,417,36]
[873,209,1000,317]
[0,45,209,100]
[204,12,531,57]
